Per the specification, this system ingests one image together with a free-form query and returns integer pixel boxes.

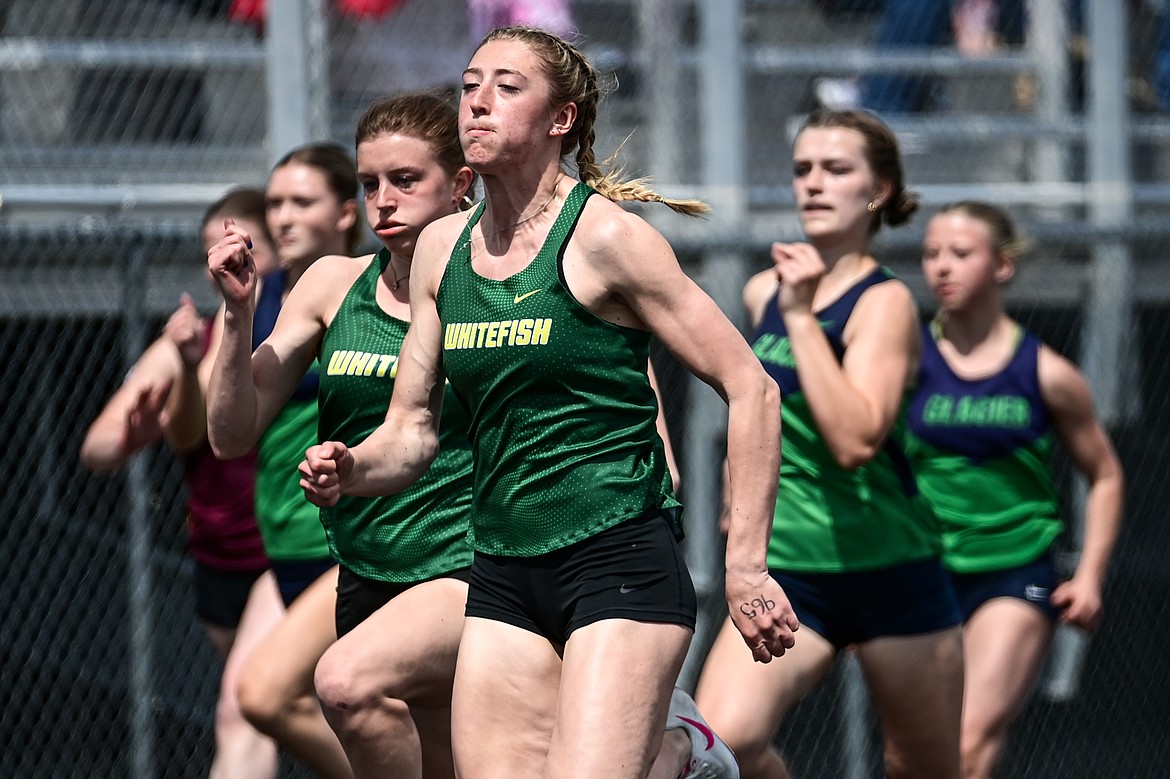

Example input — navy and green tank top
[906,324,1061,573]
[317,249,474,582]
[752,266,940,573]
[253,269,329,562]
[435,182,679,556]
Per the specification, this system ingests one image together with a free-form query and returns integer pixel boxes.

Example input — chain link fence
[2,1,1169,777]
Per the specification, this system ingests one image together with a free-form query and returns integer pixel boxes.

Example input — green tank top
[255,367,331,562]
[751,270,941,573]
[436,182,679,556]
[317,249,473,582]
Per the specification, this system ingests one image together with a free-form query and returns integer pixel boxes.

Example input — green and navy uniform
[436,182,679,557]
[753,267,939,573]
[751,267,959,647]
[318,249,473,585]
[252,269,332,604]
[905,324,1061,620]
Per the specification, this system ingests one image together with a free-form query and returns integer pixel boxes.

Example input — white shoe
[668,687,740,779]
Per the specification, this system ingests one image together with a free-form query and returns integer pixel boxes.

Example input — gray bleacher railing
[2,1,1168,776]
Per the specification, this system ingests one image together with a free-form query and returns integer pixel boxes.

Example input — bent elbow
[751,370,781,425]
[419,434,441,472]
[165,430,204,458]
[79,443,116,474]
[208,435,247,461]
[830,442,879,472]
[761,373,781,413]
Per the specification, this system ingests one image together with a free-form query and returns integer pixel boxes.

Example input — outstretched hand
[1050,576,1105,632]
[726,570,799,663]
[164,293,204,367]
[120,378,175,455]
[207,218,257,308]
[298,441,354,507]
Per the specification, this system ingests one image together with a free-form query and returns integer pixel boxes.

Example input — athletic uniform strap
[752,265,940,573]
[907,325,1061,573]
[317,248,473,583]
[437,182,679,557]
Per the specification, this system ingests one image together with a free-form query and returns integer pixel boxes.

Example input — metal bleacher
[1,0,1167,233]
[0,0,269,221]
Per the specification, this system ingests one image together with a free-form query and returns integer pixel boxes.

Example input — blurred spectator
[859,0,1026,113]
[1156,5,1170,109]
[1066,0,1170,112]
[467,0,574,42]
[228,0,407,30]
[834,0,1170,114]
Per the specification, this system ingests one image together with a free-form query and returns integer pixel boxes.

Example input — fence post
[122,234,157,778]
[266,0,330,163]
[1045,0,1134,703]
[1027,0,1071,211]
[638,0,683,186]
[677,0,749,691]
[1080,0,1136,426]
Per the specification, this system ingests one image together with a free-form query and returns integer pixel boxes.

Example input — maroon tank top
[183,319,268,570]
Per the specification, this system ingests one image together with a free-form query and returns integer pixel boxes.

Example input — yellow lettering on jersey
[531,318,551,345]
[327,350,354,375]
[327,349,398,378]
[514,319,532,345]
[443,318,553,350]
[348,351,373,376]
[474,322,490,348]
[376,354,396,378]
[327,350,349,374]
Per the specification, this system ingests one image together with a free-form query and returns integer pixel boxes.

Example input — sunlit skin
[922,211,1015,315]
[459,40,566,180]
[266,163,353,272]
[792,126,887,251]
[357,133,468,264]
[772,125,893,321]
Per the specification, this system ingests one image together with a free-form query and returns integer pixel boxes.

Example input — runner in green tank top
[207,141,362,778]
[300,26,797,779]
[210,94,484,778]
[695,109,965,779]
[910,202,1124,779]
[317,247,473,583]
[437,181,680,556]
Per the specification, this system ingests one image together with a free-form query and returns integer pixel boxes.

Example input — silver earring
[867,201,877,213]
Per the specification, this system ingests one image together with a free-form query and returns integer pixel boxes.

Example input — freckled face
[792,126,881,243]
[357,132,466,259]
[460,39,559,172]
[922,211,1003,312]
